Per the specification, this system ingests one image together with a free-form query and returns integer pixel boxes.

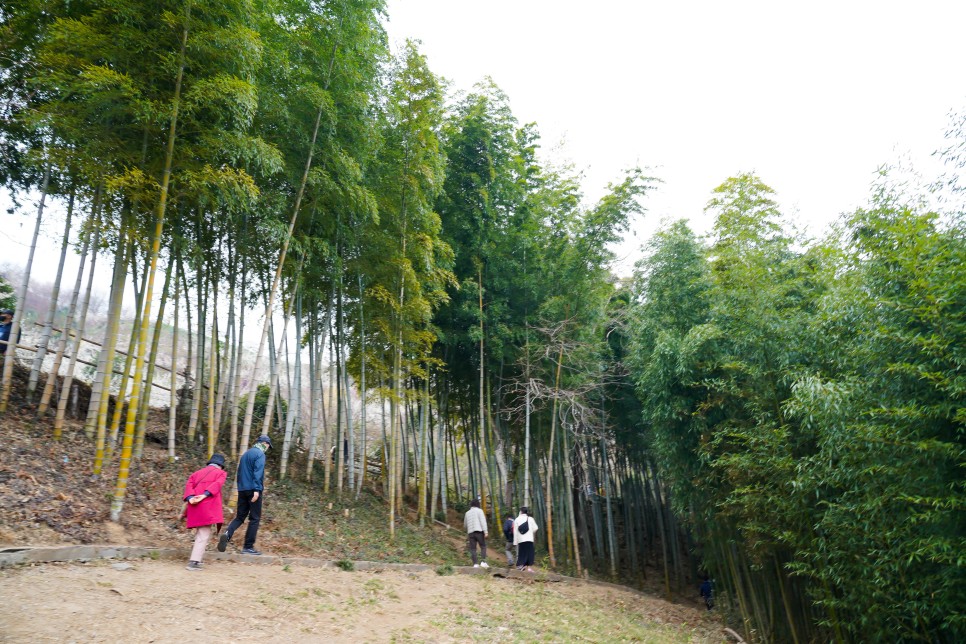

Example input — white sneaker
[479,561,489,568]
[473,564,480,568]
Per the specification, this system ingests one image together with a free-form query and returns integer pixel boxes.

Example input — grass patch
[422,576,706,643]
[435,564,454,576]
[269,482,464,565]
[336,559,354,571]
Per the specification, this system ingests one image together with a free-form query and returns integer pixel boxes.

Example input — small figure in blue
[0,309,14,354]
[699,575,714,610]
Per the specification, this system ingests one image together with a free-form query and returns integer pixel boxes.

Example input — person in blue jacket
[0,309,14,354]
[219,434,271,555]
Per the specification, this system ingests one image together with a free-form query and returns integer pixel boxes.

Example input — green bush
[335,559,354,571]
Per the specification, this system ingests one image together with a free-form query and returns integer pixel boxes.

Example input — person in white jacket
[463,498,489,568]
[513,506,539,572]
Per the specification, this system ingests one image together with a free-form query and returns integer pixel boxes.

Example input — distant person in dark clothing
[502,514,516,566]
[700,577,714,610]
[0,309,13,354]
[219,434,271,555]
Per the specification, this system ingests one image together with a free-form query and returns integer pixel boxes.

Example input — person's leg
[190,525,211,563]
[480,535,487,562]
[467,532,478,565]
[242,492,263,550]
[226,491,252,539]
[505,540,514,565]
[520,542,535,569]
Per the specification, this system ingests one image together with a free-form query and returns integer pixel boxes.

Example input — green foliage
[434,564,454,576]
[237,384,287,433]
[0,273,14,310]
[780,187,966,641]
[629,172,966,642]
[335,559,354,572]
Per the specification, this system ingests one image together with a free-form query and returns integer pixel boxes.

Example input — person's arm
[205,470,227,497]
[183,472,196,502]
[252,451,265,499]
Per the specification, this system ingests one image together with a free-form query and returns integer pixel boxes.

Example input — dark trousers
[226,489,262,549]
[517,541,535,567]
[467,531,487,564]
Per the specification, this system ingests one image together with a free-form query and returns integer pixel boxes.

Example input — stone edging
[0,545,588,582]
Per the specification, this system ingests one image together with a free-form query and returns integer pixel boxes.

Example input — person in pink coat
[183,453,228,571]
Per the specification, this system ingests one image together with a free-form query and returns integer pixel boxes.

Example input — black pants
[226,490,262,549]
[517,541,535,567]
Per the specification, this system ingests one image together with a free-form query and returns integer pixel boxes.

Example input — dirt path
[1,556,724,643]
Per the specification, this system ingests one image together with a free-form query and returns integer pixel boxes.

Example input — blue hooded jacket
[236,445,266,491]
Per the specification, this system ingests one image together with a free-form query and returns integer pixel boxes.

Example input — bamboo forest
[0,1,963,642]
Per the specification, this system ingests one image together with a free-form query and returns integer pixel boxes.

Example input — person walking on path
[700,576,714,610]
[502,514,516,567]
[463,498,489,568]
[218,434,271,555]
[183,453,228,571]
[513,506,539,572]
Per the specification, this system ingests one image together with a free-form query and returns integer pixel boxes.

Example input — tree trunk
[28,189,75,400]
[560,415,582,576]
[39,198,94,418]
[417,376,429,525]
[228,255,246,459]
[168,262,180,463]
[89,232,129,465]
[280,293,302,479]
[106,255,146,460]
[111,4,190,521]
[206,275,219,457]
[134,256,174,458]
[0,161,50,412]
[186,263,206,444]
[355,273,367,496]
[239,96,327,455]
[53,217,102,439]
[544,342,564,568]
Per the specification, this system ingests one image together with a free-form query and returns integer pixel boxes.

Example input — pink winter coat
[183,465,227,529]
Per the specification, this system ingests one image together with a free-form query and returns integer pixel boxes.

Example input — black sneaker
[217,532,230,552]
[241,547,262,556]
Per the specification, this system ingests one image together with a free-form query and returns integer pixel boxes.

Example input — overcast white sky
[384,0,965,269]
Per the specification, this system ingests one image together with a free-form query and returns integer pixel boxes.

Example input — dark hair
[520,506,530,515]
[470,499,480,508]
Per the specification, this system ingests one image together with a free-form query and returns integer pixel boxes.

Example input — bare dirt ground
[0,558,723,643]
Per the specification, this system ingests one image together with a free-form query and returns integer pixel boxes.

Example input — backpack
[518,517,530,535]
